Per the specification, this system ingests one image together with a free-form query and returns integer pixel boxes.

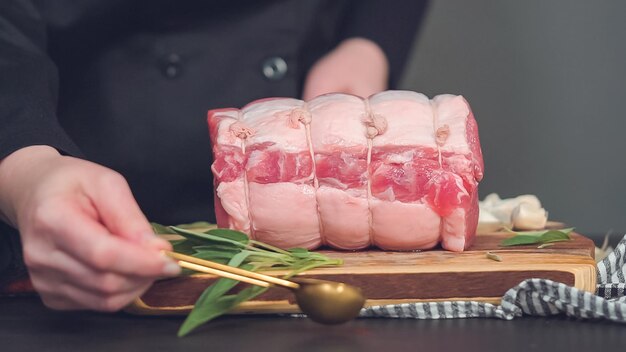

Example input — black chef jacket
[0,0,429,284]
[0,0,427,228]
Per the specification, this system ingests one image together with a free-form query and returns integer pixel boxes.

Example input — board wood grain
[127,232,597,315]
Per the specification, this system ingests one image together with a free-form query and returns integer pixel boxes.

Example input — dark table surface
[1,296,624,352]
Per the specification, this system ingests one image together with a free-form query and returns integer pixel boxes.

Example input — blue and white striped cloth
[360,235,626,322]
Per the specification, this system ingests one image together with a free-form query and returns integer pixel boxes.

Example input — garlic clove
[512,194,542,209]
[478,208,501,223]
[511,203,548,230]
[482,193,502,208]
[478,208,505,233]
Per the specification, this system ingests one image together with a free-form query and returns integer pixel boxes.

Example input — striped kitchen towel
[360,234,626,322]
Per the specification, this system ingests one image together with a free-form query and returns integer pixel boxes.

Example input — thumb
[84,171,170,251]
[302,71,347,101]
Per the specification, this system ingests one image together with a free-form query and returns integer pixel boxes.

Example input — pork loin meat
[208,91,484,252]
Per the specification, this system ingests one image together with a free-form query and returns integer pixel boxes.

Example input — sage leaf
[151,222,176,235]
[486,252,502,262]
[205,228,250,244]
[177,252,253,336]
[156,221,343,336]
[192,244,242,253]
[177,278,242,337]
[288,248,312,259]
[171,239,197,255]
[247,240,291,255]
[176,221,217,230]
[178,285,267,337]
[191,251,234,264]
[170,226,247,248]
[500,227,574,247]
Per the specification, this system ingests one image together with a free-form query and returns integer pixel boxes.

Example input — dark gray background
[401,0,626,239]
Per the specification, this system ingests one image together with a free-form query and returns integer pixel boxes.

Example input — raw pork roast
[208,91,484,252]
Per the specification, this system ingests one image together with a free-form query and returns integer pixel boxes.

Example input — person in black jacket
[0,0,428,311]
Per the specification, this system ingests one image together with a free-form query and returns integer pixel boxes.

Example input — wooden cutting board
[126,231,597,316]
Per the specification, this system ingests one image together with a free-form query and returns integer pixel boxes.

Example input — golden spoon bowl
[290,278,366,324]
[164,251,366,324]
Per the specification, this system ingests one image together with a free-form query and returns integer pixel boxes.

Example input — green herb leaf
[170,226,247,248]
[205,228,250,244]
[192,244,242,252]
[288,248,312,259]
[486,251,502,262]
[155,221,343,336]
[191,251,235,265]
[250,240,292,255]
[177,252,253,336]
[500,227,575,247]
[176,221,217,230]
[150,222,177,235]
[178,285,268,337]
[177,277,242,337]
[172,239,202,255]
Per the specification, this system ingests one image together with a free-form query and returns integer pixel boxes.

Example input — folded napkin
[360,235,626,322]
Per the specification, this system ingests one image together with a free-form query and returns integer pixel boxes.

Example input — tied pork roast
[208,91,484,252]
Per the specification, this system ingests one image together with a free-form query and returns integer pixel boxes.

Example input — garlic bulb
[479,193,549,232]
[511,202,548,230]
[477,207,504,233]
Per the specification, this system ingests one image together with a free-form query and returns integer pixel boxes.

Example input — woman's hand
[302,37,389,101]
[0,146,180,311]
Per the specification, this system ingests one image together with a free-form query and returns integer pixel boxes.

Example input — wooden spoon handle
[164,251,300,289]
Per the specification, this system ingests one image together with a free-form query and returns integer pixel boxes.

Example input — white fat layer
[214,111,242,146]
[242,98,309,151]
[441,208,467,252]
[432,95,472,154]
[385,150,416,164]
[369,91,436,147]
[215,180,250,232]
[308,94,368,150]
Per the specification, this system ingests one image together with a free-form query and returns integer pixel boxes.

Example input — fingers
[36,276,152,312]
[32,248,151,296]
[25,208,174,311]
[82,171,168,250]
[302,76,348,101]
[27,246,155,312]
[63,215,180,278]
[34,199,180,278]
[25,202,172,312]
[302,37,389,101]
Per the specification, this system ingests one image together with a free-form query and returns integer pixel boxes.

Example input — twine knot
[229,122,255,139]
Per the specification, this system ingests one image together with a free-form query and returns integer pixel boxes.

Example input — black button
[160,53,182,79]
[261,56,288,80]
